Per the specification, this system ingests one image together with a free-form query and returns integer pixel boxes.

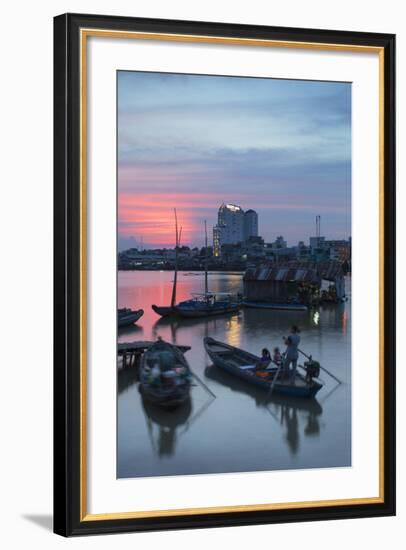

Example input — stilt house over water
[243,261,346,305]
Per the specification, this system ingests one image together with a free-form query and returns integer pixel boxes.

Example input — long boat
[139,340,192,408]
[243,301,308,312]
[176,292,241,318]
[204,364,323,415]
[117,308,144,327]
[204,337,322,398]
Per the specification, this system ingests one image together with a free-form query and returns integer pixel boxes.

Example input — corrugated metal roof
[244,266,321,284]
[243,261,344,283]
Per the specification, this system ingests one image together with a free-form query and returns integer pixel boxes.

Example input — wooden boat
[174,221,241,318]
[151,305,176,317]
[153,218,242,319]
[176,292,241,318]
[243,301,308,312]
[117,308,144,327]
[204,337,322,398]
[204,364,323,415]
[139,340,192,408]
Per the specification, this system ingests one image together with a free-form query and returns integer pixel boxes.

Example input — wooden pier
[117,341,191,369]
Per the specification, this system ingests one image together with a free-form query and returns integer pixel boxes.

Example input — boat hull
[176,303,241,318]
[117,309,144,327]
[139,341,191,409]
[151,304,177,317]
[204,337,322,399]
[139,384,190,409]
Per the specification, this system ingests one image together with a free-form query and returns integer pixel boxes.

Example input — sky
[118,71,351,250]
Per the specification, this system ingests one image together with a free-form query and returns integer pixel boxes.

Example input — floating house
[243,261,346,305]
[243,265,321,305]
[315,261,346,301]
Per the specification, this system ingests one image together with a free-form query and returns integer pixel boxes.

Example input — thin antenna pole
[204,220,209,295]
[171,208,178,308]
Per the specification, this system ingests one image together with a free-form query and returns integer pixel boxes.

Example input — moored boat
[151,305,177,317]
[204,337,322,398]
[176,292,241,318]
[139,340,192,408]
[118,308,144,327]
[204,364,323,415]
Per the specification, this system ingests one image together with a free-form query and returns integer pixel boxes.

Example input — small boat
[204,337,322,398]
[243,301,308,312]
[139,340,192,408]
[176,292,241,318]
[151,305,177,317]
[117,308,144,327]
[204,364,323,415]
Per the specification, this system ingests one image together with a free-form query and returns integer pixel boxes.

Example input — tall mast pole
[171,208,178,308]
[204,220,209,295]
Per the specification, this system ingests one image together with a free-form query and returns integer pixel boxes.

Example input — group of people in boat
[257,325,301,382]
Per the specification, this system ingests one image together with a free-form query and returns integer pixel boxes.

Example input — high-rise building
[213,203,244,256]
[213,204,259,256]
[244,209,258,241]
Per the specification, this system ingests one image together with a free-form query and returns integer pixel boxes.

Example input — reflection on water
[204,364,322,458]
[117,271,351,478]
[143,397,193,457]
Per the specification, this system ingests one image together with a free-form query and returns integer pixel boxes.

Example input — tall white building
[213,203,258,256]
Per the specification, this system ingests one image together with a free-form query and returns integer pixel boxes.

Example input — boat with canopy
[139,339,192,408]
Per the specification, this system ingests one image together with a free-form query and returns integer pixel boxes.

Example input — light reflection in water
[342,310,348,335]
[224,313,242,347]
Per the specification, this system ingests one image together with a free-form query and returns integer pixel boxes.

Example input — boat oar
[268,362,283,397]
[298,348,342,385]
[190,371,216,399]
[179,393,216,436]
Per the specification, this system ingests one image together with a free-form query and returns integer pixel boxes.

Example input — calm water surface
[117,271,351,478]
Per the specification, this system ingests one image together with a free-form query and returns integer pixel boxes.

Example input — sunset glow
[118,71,351,249]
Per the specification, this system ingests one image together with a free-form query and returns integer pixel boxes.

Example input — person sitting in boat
[282,326,301,382]
[273,347,282,366]
[148,361,162,386]
[256,348,271,369]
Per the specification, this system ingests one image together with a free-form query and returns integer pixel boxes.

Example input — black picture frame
[54,12,396,537]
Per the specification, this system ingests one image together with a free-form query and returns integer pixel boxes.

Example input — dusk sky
[118,71,351,250]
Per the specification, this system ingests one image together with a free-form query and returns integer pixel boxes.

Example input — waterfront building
[309,236,326,251]
[243,263,321,304]
[324,240,351,263]
[213,225,222,257]
[268,235,287,249]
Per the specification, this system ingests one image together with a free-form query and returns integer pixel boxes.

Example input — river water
[117,271,351,478]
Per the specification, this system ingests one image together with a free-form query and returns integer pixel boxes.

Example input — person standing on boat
[283,325,300,382]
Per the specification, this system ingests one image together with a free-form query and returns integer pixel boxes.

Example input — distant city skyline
[118,71,351,251]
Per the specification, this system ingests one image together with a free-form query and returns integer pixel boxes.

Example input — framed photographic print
[53,13,396,536]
